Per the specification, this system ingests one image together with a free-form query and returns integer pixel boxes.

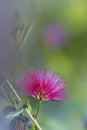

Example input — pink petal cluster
[20,69,67,101]
[43,24,69,47]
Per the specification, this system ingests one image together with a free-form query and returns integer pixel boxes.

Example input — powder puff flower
[20,69,67,101]
[43,24,69,47]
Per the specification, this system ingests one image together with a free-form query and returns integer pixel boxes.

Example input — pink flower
[20,69,67,101]
[43,24,69,47]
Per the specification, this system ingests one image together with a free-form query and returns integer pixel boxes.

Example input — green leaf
[20,22,36,44]
[6,109,23,119]
[16,24,25,44]
[27,104,32,113]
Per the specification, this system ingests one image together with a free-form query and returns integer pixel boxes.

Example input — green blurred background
[1,0,87,130]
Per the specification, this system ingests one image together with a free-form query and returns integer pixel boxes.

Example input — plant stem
[35,100,42,119]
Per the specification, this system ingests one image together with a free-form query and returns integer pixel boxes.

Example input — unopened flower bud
[9,115,31,130]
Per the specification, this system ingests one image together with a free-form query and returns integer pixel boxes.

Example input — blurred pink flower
[43,24,69,47]
[20,69,67,101]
